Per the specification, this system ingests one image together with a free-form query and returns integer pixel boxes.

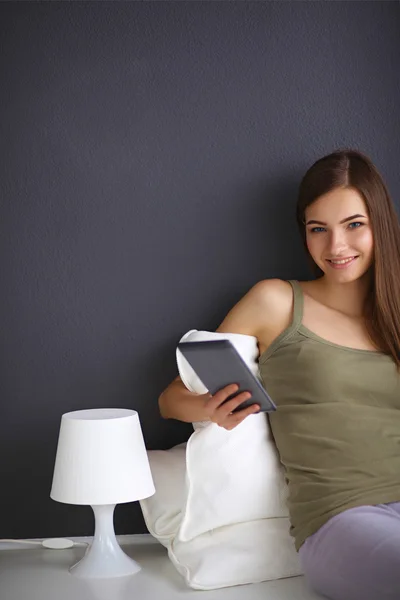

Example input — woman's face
[304,187,374,282]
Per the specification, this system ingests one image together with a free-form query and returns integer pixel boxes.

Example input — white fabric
[169,518,302,590]
[139,443,187,546]
[180,415,289,541]
[140,442,302,590]
[176,329,289,541]
[139,329,302,589]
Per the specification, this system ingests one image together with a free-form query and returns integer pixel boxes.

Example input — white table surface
[0,535,324,600]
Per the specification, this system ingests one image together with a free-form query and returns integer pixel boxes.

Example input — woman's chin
[321,261,371,282]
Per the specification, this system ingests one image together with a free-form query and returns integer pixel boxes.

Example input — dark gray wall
[1,1,399,539]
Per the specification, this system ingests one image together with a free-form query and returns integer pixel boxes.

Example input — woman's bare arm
[158,279,290,428]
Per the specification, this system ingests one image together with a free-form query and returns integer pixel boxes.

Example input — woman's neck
[313,272,372,318]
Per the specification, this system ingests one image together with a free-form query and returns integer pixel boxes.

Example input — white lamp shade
[50,409,155,505]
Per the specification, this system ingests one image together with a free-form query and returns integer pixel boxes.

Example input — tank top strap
[287,279,304,330]
[258,279,304,364]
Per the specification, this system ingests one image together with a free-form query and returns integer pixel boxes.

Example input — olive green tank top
[258,280,400,551]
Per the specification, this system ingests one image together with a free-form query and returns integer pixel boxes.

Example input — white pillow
[178,415,288,542]
[176,329,289,541]
[169,517,302,590]
[140,443,302,590]
[139,443,186,547]
[139,329,302,589]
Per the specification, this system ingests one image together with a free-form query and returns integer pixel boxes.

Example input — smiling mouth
[327,256,359,265]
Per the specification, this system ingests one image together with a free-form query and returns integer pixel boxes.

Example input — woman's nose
[327,230,348,255]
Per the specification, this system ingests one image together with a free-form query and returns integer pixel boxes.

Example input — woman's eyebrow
[305,214,367,226]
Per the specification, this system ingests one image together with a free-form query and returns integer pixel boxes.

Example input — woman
[159,149,400,600]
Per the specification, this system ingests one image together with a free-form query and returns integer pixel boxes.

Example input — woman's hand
[203,384,260,430]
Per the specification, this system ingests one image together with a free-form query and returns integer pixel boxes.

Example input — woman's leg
[298,503,400,600]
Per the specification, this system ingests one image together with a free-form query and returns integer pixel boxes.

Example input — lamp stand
[69,504,141,579]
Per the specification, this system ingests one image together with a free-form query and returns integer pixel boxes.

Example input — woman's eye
[310,222,364,234]
[348,221,363,229]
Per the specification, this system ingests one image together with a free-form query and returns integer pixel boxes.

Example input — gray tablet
[177,339,276,413]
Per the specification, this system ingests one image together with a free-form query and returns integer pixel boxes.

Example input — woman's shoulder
[216,278,295,338]
[251,278,293,302]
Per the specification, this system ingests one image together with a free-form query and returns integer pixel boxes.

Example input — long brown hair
[296,148,400,367]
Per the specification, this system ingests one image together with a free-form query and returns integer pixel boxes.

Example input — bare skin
[159,187,377,429]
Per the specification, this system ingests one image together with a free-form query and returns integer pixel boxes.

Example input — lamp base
[69,504,141,579]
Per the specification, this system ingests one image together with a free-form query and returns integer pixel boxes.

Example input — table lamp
[50,408,155,579]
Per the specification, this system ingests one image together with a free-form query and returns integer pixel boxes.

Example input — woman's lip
[327,256,358,261]
[326,256,359,268]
